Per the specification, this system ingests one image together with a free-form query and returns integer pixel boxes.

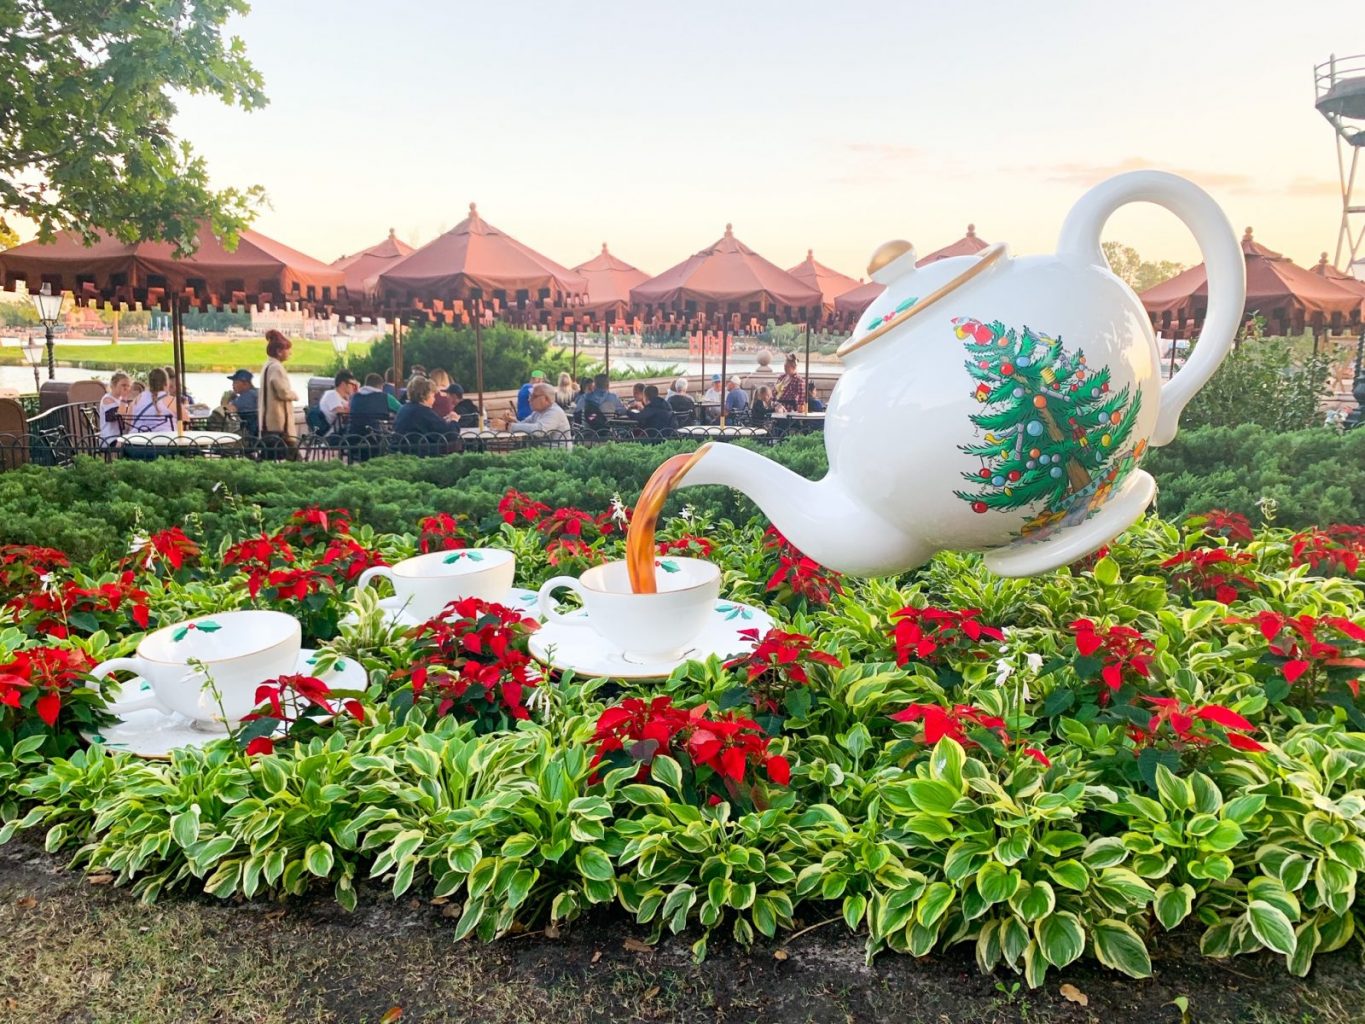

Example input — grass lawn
[2,835,1361,1024]
[0,337,377,374]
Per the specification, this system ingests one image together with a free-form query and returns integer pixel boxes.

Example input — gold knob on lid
[868,239,913,276]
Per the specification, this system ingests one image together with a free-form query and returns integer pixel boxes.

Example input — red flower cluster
[263,567,325,602]
[1232,610,1365,686]
[0,646,94,726]
[1187,510,1255,545]
[590,696,791,799]
[224,533,296,598]
[7,572,151,638]
[406,597,540,727]
[418,512,471,553]
[764,527,842,606]
[731,627,842,686]
[239,673,364,756]
[317,537,387,584]
[133,527,200,572]
[0,544,70,597]
[1130,697,1265,753]
[1290,526,1365,577]
[657,534,714,558]
[890,701,1051,766]
[278,507,351,548]
[1161,548,1257,605]
[497,489,549,526]
[890,606,1004,666]
[1070,618,1154,697]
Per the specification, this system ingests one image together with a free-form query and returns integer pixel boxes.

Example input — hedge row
[0,426,1360,561]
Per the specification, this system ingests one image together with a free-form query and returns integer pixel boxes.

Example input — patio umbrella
[572,243,650,379]
[918,224,988,265]
[787,250,861,387]
[833,279,885,324]
[1141,227,1363,339]
[378,203,587,417]
[1312,252,1365,310]
[632,224,821,424]
[0,224,343,431]
[332,228,415,378]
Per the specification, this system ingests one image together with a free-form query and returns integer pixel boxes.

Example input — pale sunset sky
[163,0,1358,278]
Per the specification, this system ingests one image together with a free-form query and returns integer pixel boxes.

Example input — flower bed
[0,497,1363,987]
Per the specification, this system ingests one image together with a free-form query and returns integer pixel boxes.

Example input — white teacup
[89,610,302,730]
[537,557,721,661]
[356,548,516,621]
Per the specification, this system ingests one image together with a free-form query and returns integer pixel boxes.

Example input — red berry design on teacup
[171,620,221,642]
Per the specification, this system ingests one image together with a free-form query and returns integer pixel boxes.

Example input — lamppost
[30,283,65,381]
[331,332,350,368]
[21,336,43,393]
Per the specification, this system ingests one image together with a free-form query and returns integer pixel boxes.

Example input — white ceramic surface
[340,587,543,629]
[82,649,368,758]
[356,548,516,620]
[673,171,1246,577]
[537,558,721,659]
[88,610,301,728]
[529,599,773,680]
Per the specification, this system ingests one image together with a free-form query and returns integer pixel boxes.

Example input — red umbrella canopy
[1312,252,1365,310]
[833,279,885,320]
[378,203,586,311]
[332,228,414,300]
[0,223,344,310]
[1141,228,1363,330]
[786,249,861,313]
[918,224,988,265]
[572,243,650,322]
[631,224,822,322]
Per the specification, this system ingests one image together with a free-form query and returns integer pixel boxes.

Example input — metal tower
[1315,54,1365,273]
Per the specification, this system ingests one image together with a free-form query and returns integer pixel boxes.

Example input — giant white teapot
[674,171,1246,576]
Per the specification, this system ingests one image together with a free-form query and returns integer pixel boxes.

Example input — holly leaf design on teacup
[443,550,485,564]
[655,559,680,573]
[171,619,221,642]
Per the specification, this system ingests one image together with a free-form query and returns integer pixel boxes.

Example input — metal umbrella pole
[719,317,730,426]
[571,323,578,381]
[474,302,486,425]
[171,296,186,437]
[603,320,611,379]
[803,320,812,412]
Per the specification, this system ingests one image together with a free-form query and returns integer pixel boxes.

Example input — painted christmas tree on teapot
[628,170,1247,582]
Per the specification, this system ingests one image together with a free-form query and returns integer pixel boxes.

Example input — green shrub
[348,323,581,390]
[1180,340,1332,432]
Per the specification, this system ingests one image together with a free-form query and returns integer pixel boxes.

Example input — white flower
[1020,680,1032,703]
[1025,652,1044,672]
[678,504,695,522]
[608,493,629,527]
[38,572,56,593]
[128,531,149,555]
[994,658,1014,687]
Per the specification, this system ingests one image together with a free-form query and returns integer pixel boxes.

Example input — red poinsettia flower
[1186,510,1254,545]
[0,646,94,729]
[891,702,1007,745]
[1069,618,1154,698]
[497,489,549,526]
[1229,610,1365,688]
[891,606,1004,666]
[763,527,843,607]
[418,512,471,553]
[245,736,275,757]
[1132,697,1266,753]
[657,535,714,558]
[1290,526,1365,577]
[1162,548,1257,605]
[134,527,201,572]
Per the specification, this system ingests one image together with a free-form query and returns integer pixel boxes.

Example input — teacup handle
[90,657,173,717]
[537,576,592,627]
[1056,170,1246,448]
[356,565,395,593]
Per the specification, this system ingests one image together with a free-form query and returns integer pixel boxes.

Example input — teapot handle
[1056,170,1246,447]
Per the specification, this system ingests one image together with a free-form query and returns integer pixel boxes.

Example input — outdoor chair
[30,425,78,467]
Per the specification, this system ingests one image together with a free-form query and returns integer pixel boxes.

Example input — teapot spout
[674,443,928,577]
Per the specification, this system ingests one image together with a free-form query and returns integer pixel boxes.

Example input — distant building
[250,308,337,338]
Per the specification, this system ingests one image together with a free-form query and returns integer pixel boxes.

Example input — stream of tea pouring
[625,447,714,593]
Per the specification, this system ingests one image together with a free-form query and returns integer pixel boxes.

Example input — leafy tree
[0,222,17,250]
[1,0,267,254]
[1102,242,1186,293]
[347,324,583,391]
[1181,340,1333,432]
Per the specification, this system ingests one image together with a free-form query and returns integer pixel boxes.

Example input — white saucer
[81,649,369,759]
[528,600,773,680]
[340,587,543,630]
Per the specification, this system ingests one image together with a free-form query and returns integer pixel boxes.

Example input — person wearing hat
[702,373,724,424]
[515,369,546,420]
[227,369,258,437]
[447,382,482,428]
[318,369,358,433]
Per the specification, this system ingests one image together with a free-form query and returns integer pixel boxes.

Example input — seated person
[701,374,723,422]
[429,368,455,419]
[724,375,749,420]
[627,382,646,412]
[318,370,358,433]
[447,382,482,428]
[576,373,626,431]
[349,374,395,433]
[635,384,675,434]
[98,372,133,446]
[750,385,773,426]
[226,369,258,435]
[665,377,696,425]
[392,376,463,453]
[205,390,241,432]
[497,381,571,436]
[807,384,826,413]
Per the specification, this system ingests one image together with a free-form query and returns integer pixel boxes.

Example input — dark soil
[1,834,1361,1024]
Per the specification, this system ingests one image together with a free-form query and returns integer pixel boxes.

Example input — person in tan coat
[260,329,299,458]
